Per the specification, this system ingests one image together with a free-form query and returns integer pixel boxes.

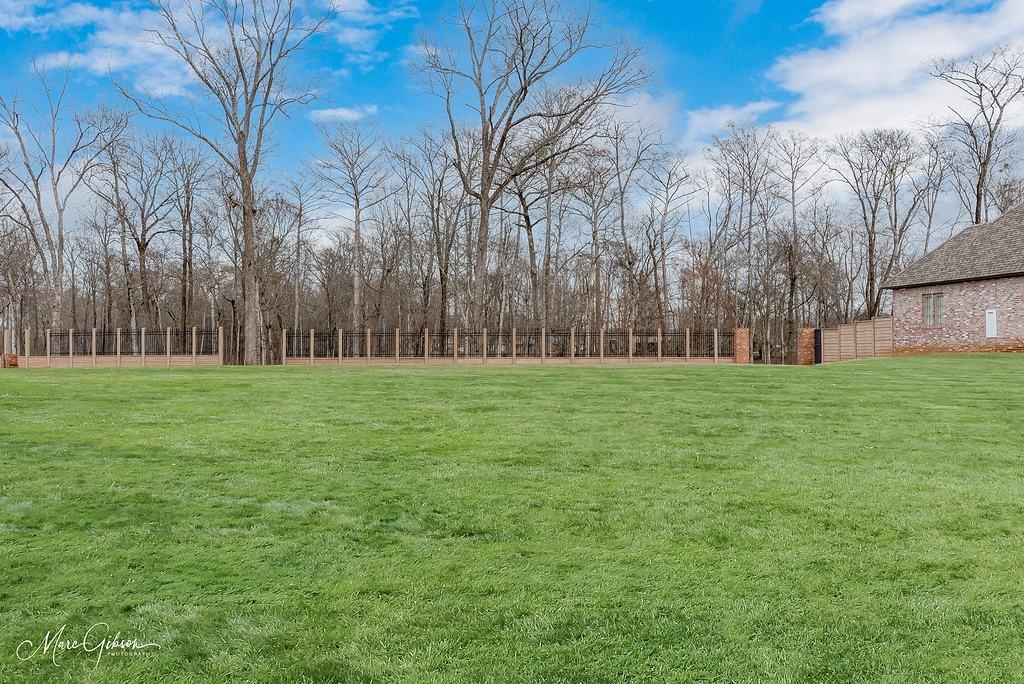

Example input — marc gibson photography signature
[16,622,161,669]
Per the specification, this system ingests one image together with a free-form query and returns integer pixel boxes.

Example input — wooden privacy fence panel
[280,328,747,365]
[5,327,223,368]
[819,318,893,363]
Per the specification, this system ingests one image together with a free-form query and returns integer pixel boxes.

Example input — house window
[922,293,944,326]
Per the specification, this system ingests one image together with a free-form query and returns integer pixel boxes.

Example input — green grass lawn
[2,356,1023,682]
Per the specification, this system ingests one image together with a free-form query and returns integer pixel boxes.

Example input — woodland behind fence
[2,2,1022,365]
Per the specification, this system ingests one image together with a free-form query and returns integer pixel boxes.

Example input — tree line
[2,0,1023,363]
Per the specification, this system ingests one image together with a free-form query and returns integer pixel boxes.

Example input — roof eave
[885,271,1024,290]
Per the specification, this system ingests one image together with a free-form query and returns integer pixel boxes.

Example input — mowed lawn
[1,356,1023,682]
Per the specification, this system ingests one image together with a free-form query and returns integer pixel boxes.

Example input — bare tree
[569,146,616,329]
[828,129,926,318]
[916,131,955,255]
[401,129,466,332]
[420,0,646,325]
[90,133,179,328]
[932,46,1024,224]
[171,143,207,327]
[0,66,126,328]
[642,146,691,328]
[315,121,393,329]
[771,130,822,361]
[119,0,327,363]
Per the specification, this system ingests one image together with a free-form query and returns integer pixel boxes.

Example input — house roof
[886,204,1024,290]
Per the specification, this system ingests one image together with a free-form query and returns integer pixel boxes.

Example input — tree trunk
[470,198,491,327]
[240,174,261,365]
[352,201,363,329]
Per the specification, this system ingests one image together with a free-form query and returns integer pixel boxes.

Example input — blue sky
[2,0,1023,173]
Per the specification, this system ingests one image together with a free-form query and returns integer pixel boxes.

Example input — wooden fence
[2,328,223,368]
[819,318,893,363]
[282,328,745,365]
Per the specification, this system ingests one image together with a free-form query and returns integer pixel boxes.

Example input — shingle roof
[886,204,1024,289]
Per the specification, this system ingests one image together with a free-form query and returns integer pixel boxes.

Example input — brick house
[885,206,1024,355]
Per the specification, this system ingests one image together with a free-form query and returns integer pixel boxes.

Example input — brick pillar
[796,328,816,366]
[733,328,750,364]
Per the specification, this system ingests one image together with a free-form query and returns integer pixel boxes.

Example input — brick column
[796,328,816,366]
[733,328,750,364]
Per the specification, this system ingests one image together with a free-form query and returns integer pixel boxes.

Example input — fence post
[512,328,517,364]
[628,327,633,363]
[92,328,97,367]
[338,329,343,366]
[192,326,197,367]
[657,328,663,362]
[482,328,488,364]
[167,328,172,367]
[424,327,429,364]
[46,328,51,368]
[453,328,459,363]
[599,329,604,363]
[714,328,720,364]
[366,328,372,363]
[25,328,31,368]
[116,327,121,368]
[735,328,751,365]
[218,327,224,365]
[68,328,74,368]
[541,328,546,363]
[310,328,315,366]
[141,327,146,367]
[281,328,288,365]
[395,328,400,364]
[570,327,575,363]
[685,328,691,362]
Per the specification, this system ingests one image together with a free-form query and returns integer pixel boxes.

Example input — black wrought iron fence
[486,331,512,357]
[662,333,686,358]
[546,330,571,358]
[603,331,629,358]
[575,331,601,358]
[459,331,484,357]
[277,328,738,363]
[371,330,396,359]
[121,330,143,356]
[429,330,454,358]
[633,331,659,358]
[146,330,168,355]
[22,328,218,356]
[690,330,716,358]
[718,331,735,358]
[72,330,92,355]
[48,330,70,355]
[515,330,543,358]
[170,329,192,355]
[95,330,118,355]
[399,331,423,358]
[286,330,311,358]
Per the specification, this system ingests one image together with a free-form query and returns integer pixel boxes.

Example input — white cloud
[331,0,418,70]
[310,104,379,122]
[684,100,780,144]
[30,3,195,96]
[769,0,1024,137]
[0,0,46,30]
[814,0,945,33]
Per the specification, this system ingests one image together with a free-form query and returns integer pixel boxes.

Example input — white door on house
[986,309,998,338]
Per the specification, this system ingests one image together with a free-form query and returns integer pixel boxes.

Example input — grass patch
[1,355,1023,681]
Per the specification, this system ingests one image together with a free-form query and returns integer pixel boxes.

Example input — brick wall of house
[892,275,1024,354]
